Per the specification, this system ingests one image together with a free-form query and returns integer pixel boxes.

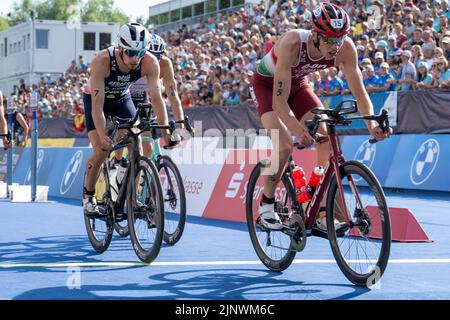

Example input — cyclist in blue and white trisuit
[129,33,186,157]
[82,23,173,215]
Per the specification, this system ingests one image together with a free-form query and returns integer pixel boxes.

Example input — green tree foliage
[36,0,81,21]
[5,0,130,27]
[6,0,34,25]
[0,17,10,31]
[81,0,129,25]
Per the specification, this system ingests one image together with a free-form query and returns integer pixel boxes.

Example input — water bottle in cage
[298,166,325,203]
[291,164,307,198]
[116,158,128,189]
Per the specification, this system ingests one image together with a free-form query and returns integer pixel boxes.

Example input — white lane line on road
[1,258,450,268]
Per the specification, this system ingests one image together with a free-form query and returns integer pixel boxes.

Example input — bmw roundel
[60,151,84,195]
[25,149,45,184]
[354,140,377,167]
[410,139,439,185]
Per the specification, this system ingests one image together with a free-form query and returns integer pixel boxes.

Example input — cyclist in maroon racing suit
[251,2,391,232]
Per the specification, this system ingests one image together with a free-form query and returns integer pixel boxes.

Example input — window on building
[4,38,7,57]
[206,0,217,13]
[149,15,159,26]
[160,12,169,25]
[219,0,230,10]
[233,0,244,6]
[36,29,49,49]
[194,2,205,16]
[83,32,96,51]
[23,36,26,51]
[171,9,181,22]
[182,6,193,19]
[18,41,21,52]
[99,33,111,50]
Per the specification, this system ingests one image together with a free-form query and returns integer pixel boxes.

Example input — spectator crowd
[2,0,450,123]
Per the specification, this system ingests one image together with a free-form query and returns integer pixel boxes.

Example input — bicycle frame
[104,129,140,219]
[291,123,364,229]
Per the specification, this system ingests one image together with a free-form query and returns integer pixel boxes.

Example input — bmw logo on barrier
[60,151,84,195]
[25,149,45,184]
[410,139,440,185]
[354,140,376,181]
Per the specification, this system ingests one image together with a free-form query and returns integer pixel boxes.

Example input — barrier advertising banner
[13,147,92,199]
[203,149,317,223]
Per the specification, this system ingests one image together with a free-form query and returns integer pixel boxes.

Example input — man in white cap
[422,42,435,70]
[375,62,396,92]
[360,57,372,70]
[363,64,380,93]
[441,37,450,60]
[374,51,385,75]
[357,45,366,64]
[398,50,417,91]
[387,35,399,56]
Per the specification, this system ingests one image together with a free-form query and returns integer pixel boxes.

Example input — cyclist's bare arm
[272,31,307,138]
[15,112,29,145]
[160,56,184,126]
[336,39,390,140]
[0,92,6,136]
[142,53,170,137]
[336,39,376,129]
[90,51,112,146]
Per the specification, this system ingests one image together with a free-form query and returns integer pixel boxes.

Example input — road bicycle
[112,103,193,245]
[84,104,176,263]
[246,100,391,286]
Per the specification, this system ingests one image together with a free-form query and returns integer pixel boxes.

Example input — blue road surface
[0,190,450,300]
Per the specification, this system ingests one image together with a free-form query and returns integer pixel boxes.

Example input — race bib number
[313,7,322,18]
[30,92,38,110]
[6,97,14,113]
[330,19,344,29]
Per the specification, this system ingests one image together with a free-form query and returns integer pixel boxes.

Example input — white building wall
[0,20,119,95]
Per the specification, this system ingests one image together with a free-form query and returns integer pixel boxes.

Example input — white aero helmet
[148,34,166,54]
[117,23,150,51]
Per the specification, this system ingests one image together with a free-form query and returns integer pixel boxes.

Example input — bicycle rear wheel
[127,156,164,263]
[326,161,391,287]
[246,160,298,272]
[158,156,186,245]
[83,165,114,253]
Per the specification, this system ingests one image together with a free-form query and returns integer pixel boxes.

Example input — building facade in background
[0,20,119,95]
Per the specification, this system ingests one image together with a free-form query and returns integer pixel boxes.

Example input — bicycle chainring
[289,214,307,252]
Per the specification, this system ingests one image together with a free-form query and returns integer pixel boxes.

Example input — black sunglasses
[124,49,145,59]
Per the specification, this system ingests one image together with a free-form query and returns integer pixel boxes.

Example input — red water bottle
[298,166,324,203]
[291,166,307,197]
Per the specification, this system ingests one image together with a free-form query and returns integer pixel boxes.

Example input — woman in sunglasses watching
[82,23,174,216]
[436,57,450,89]
[250,2,391,232]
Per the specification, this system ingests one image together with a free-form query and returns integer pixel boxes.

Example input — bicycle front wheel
[326,161,391,287]
[127,156,164,263]
[83,165,114,253]
[158,155,186,245]
[246,160,297,272]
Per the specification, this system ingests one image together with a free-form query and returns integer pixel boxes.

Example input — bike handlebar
[106,102,194,151]
[305,108,390,145]
[0,132,11,150]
